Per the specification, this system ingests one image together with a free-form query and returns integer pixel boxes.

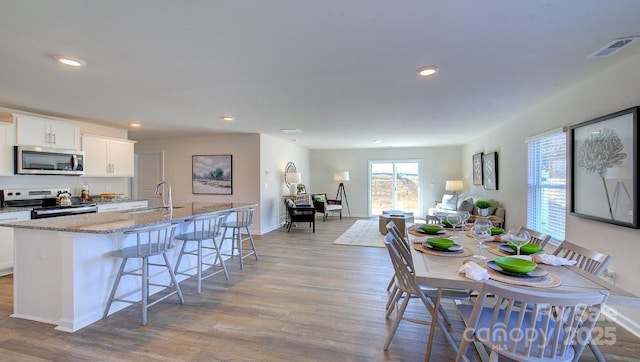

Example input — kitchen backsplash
[0,175,130,197]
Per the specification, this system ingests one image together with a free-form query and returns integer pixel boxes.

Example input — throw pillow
[440,194,456,210]
[286,199,296,208]
[458,198,474,213]
[315,195,327,203]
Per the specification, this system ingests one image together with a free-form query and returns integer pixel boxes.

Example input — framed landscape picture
[483,152,498,190]
[570,106,638,228]
[192,154,233,195]
[472,152,483,185]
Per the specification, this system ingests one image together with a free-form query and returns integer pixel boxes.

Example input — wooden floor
[0,217,638,361]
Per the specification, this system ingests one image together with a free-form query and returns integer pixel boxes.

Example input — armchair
[311,193,343,222]
[284,199,315,232]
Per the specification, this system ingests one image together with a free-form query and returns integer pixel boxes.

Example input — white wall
[463,52,640,329]
[259,134,309,231]
[310,146,462,218]
[135,133,307,234]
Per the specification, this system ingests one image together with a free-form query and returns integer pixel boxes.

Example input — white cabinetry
[15,114,80,150]
[0,210,30,276]
[82,135,136,177]
[96,200,148,212]
[0,123,15,175]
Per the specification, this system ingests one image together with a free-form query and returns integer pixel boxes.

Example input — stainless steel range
[1,188,97,219]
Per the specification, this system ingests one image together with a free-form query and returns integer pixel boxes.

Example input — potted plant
[474,200,493,216]
[297,183,306,194]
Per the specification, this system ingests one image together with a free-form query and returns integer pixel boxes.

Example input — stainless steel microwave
[15,145,85,175]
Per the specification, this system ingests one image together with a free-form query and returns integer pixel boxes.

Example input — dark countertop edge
[1,203,258,234]
[0,200,148,213]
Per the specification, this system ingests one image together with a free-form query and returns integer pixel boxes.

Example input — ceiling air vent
[588,36,640,58]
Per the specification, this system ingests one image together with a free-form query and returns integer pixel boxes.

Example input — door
[369,160,421,216]
[134,151,164,207]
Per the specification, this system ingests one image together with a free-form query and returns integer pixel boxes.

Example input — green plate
[426,237,455,250]
[493,256,537,274]
[420,224,444,234]
[507,242,542,255]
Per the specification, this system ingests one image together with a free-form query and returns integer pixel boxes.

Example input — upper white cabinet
[15,114,80,150]
[82,135,135,177]
[0,123,15,175]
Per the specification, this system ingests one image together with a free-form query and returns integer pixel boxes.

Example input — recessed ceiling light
[53,56,86,67]
[130,122,142,128]
[281,128,303,134]
[221,115,234,122]
[417,65,438,76]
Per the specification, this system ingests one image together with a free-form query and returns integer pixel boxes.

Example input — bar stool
[221,207,258,269]
[103,222,184,325]
[173,212,230,293]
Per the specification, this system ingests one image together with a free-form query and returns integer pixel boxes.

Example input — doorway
[134,151,164,207]
[369,160,422,216]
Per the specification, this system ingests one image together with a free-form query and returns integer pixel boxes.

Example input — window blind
[527,130,566,241]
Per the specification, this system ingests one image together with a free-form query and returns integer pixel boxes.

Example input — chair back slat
[124,222,178,257]
[189,212,229,239]
[552,240,612,276]
[518,226,551,248]
[460,281,609,361]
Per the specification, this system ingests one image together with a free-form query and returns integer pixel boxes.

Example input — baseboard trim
[603,305,640,339]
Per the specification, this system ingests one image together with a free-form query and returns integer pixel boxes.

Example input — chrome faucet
[155,181,173,210]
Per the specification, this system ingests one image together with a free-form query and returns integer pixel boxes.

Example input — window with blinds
[527,129,566,241]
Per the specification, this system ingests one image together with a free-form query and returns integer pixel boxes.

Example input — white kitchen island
[0,202,256,332]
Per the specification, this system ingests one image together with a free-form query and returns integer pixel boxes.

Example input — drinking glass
[446,213,462,239]
[507,229,531,256]
[435,211,447,227]
[471,218,493,260]
[470,224,490,260]
[460,211,471,230]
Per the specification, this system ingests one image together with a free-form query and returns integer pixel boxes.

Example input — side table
[379,211,415,236]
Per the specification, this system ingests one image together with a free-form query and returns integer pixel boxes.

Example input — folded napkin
[530,254,577,266]
[458,261,489,280]
[481,234,509,242]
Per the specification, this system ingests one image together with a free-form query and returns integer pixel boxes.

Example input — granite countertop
[0,202,257,234]
[90,198,147,204]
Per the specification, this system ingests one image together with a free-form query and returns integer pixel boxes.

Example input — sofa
[427,192,505,227]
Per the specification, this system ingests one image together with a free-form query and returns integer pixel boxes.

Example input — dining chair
[384,221,470,326]
[382,230,459,354]
[456,280,609,362]
[552,239,612,361]
[174,212,230,293]
[552,240,612,276]
[221,207,259,269]
[103,222,184,325]
[518,226,551,248]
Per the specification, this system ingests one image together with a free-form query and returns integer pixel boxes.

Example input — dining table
[406,225,640,361]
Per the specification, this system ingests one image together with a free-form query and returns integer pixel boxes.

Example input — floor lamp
[334,171,351,217]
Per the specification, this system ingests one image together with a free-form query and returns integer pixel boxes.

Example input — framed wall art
[483,152,498,190]
[192,154,233,195]
[570,106,638,228]
[472,152,484,185]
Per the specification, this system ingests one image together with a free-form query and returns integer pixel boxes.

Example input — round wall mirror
[284,162,297,187]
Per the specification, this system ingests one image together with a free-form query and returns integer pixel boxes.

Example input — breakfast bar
[0,202,257,332]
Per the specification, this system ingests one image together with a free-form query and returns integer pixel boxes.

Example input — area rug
[332,219,386,248]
